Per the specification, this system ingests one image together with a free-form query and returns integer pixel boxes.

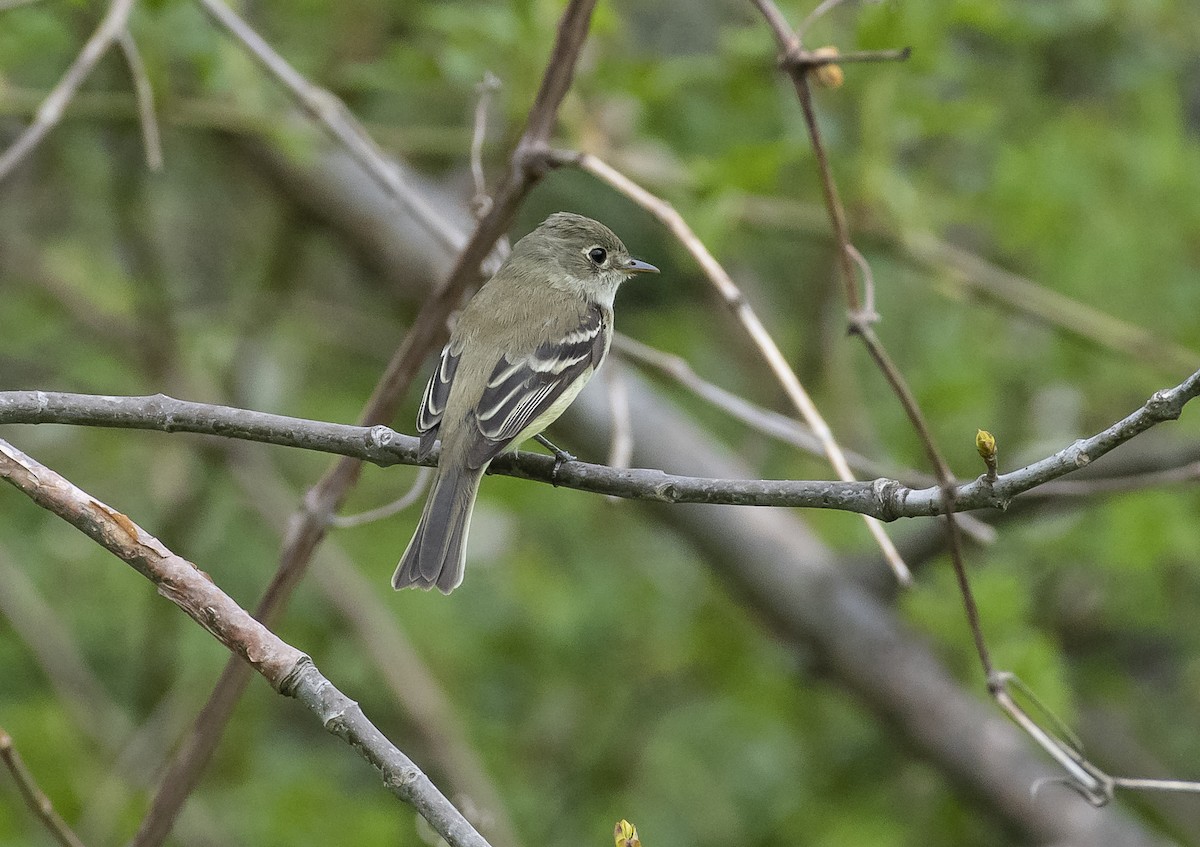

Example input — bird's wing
[416,339,463,460]
[464,303,608,469]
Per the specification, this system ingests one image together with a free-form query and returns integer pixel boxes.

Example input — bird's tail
[392,464,482,594]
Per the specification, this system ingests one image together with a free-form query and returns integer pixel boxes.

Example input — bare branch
[227,450,522,847]
[612,334,996,543]
[0,727,88,847]
[755,0,986,678]
[3,373,1197,516]
[0,0,138,185]
[0,439,495,847]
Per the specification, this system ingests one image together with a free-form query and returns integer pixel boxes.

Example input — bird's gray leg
[534,434,576,484]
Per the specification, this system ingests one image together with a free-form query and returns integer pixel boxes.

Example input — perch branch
[2,371,1197,516]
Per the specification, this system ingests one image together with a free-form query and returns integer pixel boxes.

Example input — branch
[0,727,88,847]
[2,372,1197,516]
[0,439,494,847]
[116,27,163,171]
[612,334,996,543]
[0,0,138,185]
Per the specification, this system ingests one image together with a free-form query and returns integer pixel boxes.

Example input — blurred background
[3,1,1200,845]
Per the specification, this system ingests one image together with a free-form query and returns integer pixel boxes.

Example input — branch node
[366,424,395,449]
[276,654,314,697]
[1145,387,1181,421]
[514,141,554,178]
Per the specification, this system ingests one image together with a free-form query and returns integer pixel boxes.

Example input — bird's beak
[623,257,660,275]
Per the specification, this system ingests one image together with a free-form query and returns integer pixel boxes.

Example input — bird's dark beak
[623,257,660,275]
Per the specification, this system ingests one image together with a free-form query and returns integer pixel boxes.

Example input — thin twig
[0,727,89,847]
[748,0,1200,804]
[469,72,501,219]
[604,359,634,471]
[737,197,1200,374]
[116,28,162,171]
[0,0,138,185]
[551,148,910,584]
[193,0,461,255]
[0,439,495,847]
[329,467,432,528]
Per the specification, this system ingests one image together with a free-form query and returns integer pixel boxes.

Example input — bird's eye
[587,247,607,265]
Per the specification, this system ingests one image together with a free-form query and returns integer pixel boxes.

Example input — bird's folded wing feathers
[465,304,608,469]
[416,340,462,459]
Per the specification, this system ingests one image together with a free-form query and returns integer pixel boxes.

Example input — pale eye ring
[587,247,607,265]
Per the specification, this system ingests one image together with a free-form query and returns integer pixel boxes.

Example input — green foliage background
[2,1,1200,846]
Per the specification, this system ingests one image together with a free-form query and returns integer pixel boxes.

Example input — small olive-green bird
[392,212,659,593]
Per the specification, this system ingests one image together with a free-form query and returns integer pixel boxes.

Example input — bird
[392,212,659,593]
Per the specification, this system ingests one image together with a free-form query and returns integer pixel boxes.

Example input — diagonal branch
[0,438,494,847]
[748,0,989,669]
[0,726,88,847]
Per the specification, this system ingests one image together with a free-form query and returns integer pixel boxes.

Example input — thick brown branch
[0,440,493,847]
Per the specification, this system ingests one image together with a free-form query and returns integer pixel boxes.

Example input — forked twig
[0,0,138,185]
[751,0,1200,805]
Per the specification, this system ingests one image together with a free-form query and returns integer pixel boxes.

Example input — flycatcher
[393,212,659,593]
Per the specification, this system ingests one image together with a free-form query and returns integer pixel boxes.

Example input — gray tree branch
[1,375,1197,519]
